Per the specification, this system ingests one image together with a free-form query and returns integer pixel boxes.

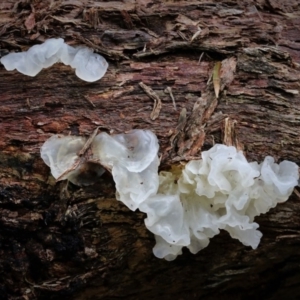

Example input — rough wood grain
[0,1,300,299]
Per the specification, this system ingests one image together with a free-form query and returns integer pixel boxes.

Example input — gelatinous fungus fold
[40,130,299,260]
[0,38,108,82]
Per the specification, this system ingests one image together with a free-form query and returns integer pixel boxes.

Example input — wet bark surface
[0,1,300,299]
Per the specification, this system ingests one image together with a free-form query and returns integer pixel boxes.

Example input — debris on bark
[1,0,300,299]
[139,82,163,120]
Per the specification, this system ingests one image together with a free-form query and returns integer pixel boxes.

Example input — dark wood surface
[0,1,300,299]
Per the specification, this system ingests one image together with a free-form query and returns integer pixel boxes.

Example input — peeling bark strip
[1,0,300,299]
[213,61,221,98]
[78,127,99,157]
[222,117,244,151]
[174,57,237,158]
[164,86,176,110]
[139,82,162,120]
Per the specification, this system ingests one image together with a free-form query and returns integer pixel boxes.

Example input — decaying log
[0,1,300,299]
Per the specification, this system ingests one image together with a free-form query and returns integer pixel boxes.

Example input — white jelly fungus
[41,134,104,186]
[92,130,159,173]
[0,38,108,82]
[141,144,299,260]
[41,134,86,180]
[40,131,299,260]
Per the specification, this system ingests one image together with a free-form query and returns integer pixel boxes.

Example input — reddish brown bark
[0,1,300,299]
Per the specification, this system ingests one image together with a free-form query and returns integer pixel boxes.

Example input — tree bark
[1,1,300,299]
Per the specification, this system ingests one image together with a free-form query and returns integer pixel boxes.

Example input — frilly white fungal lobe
[40,134,106,186]
[41,134,86,180]
[112,157,160,211]
[40,129,159,196]
[92,129,160,210]
[92,130,159,173]
[143,144,298,261]
[40,131,299,261]
[0,38,108,82]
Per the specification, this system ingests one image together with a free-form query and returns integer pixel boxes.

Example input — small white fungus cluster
[41,134,105,186]
[40,130,159,195]
[40,130,299,260]
[92,130,160,211]
[0,38,108,82]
